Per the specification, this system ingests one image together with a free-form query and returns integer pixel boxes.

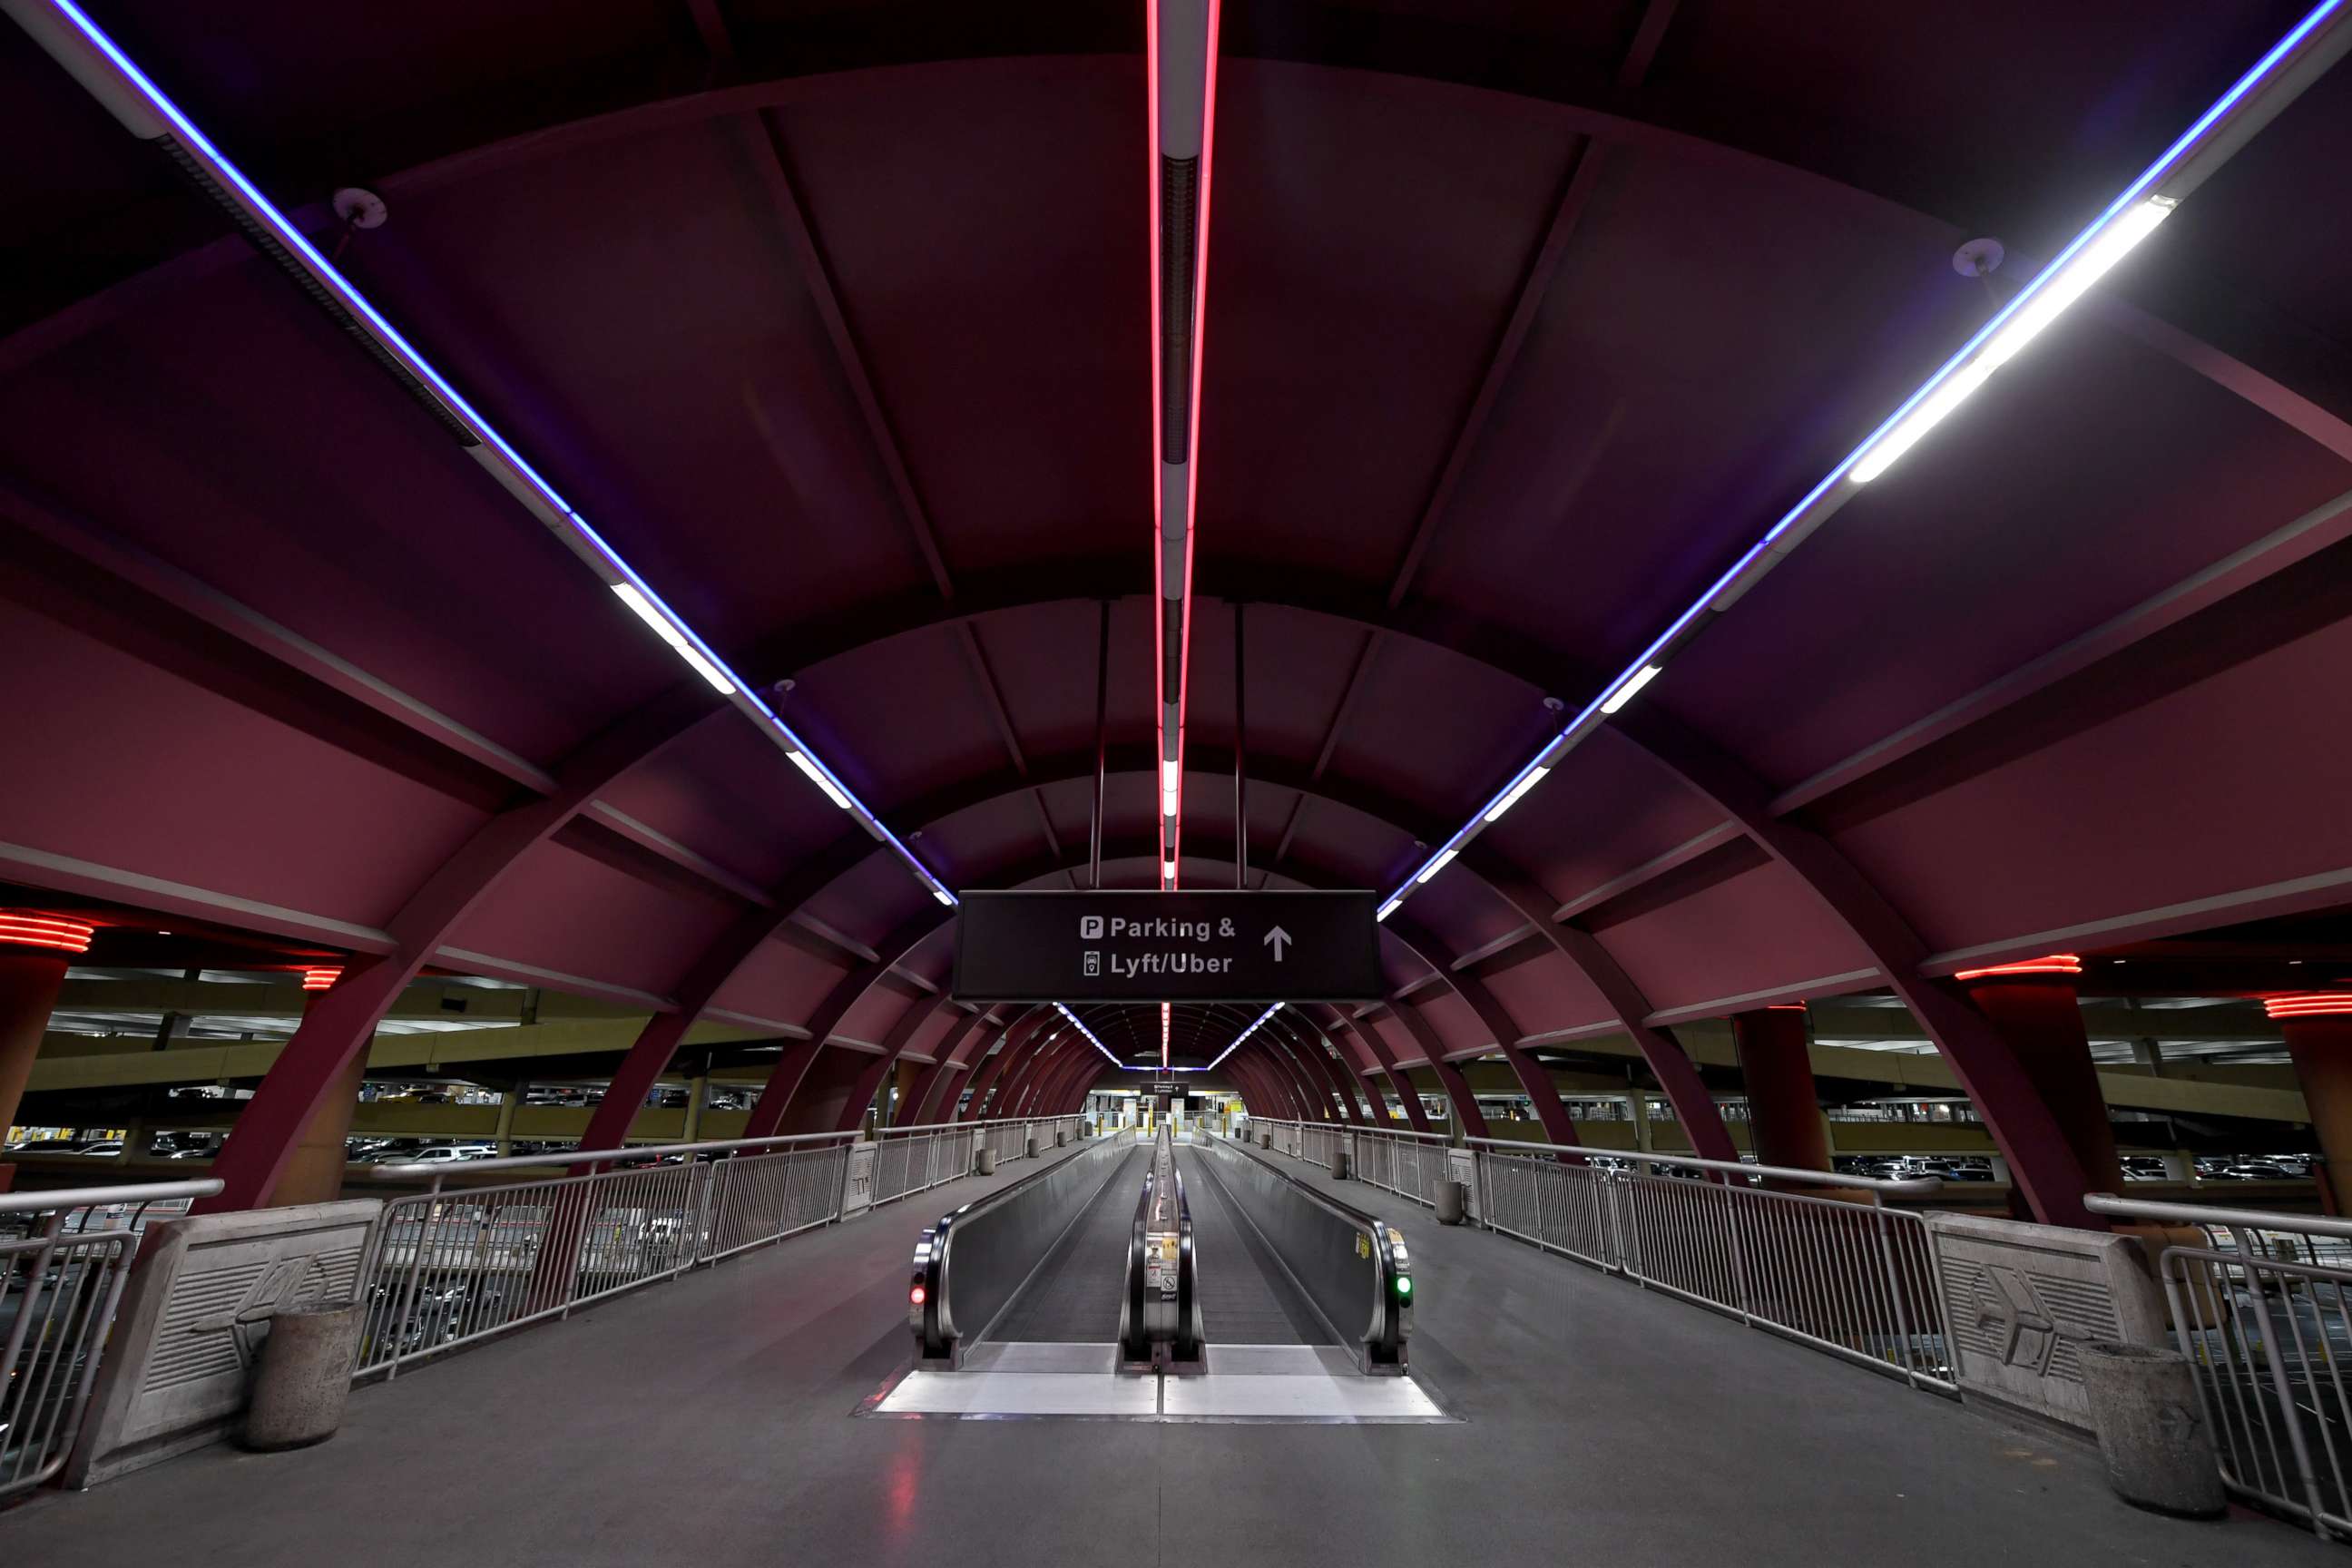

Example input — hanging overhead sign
[952,890,1382,1003]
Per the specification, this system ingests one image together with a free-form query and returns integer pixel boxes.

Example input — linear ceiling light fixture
[5,0,956,911]
[1148,0,1223,888]
[1377,0,2348,916]
[1054,1002,1124,1066]
[1205,1001,1280,1069]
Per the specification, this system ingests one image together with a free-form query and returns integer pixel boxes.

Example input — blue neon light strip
[1205,1002,1281,1070]
[1383,0,2345,911]
[31,0,954,906]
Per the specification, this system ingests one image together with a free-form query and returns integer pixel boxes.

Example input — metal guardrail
[1253,1122,1953,1391]
[353,1117,1079,1381]
[1345,1126,1457,1206]
[1199,1134,1409,1373]
[910,1129,1132,1367]
[1,1178,223,1502]
[2087,1191,2352,1540]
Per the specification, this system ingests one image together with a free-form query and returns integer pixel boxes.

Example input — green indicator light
[1395,1275,1413,1297]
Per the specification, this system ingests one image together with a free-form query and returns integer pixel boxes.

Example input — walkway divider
[352,1116,1083,1381]
[0,1179,222,1501]
[1249,1118,1955,1392]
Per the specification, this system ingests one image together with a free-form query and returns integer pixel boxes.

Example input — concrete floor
[2,1137,2336,1567]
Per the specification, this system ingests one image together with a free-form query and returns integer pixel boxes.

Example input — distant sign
[953,890,1382,1003]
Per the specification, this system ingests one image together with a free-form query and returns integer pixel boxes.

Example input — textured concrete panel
[67,1200,381,1486]
[1927,1210,2168,1432]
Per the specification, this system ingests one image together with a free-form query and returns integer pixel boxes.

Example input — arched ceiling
[5,0,2351,1079]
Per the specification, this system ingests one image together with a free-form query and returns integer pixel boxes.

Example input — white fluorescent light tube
[1161,760,1181,789]
[1980,199,2175,372]
[1847,359,1994,483]
[787,750,853,810]
[931,887,956,906]
[611,583,732,694]
[1851,197,2174,484]
[1414,848,1458,885]
[1377,898,1400,922]
[1483,765,1551,823]
[1599,663,1663,715]
[1163,788,1181,818]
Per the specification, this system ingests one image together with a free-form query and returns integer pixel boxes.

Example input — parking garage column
[1955,956,2124,1199]
[1729,1005,1832,1177]
[272,967,367,1206]
[2270,996,2352,1211]
[0,912,93,1191]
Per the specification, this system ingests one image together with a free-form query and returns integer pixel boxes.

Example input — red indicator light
[909,1284,926,1307]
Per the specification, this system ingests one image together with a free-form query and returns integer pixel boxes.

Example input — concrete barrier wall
[67,1200,382,1487]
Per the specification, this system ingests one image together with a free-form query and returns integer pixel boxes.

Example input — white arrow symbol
[1263,926,1292,962]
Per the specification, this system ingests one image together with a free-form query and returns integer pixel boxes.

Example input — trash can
[1055,1129,1067,1146]
[1330,1149,1351,1181]
[1025,1134,1040,1159]
[1259,1132,1271,1150]
[975,1146,995,1175]
[1434,1180,1469,1226]
[243,1301,363,1451]
[2078,1341,2224,1517]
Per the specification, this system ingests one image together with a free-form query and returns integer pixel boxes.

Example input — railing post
[1726,1185,1756,1328]
[1869,1201,1922,1390]
[386,1176,441,1381]
[2229,1220,2329,1534]
[681,1161,714,1276]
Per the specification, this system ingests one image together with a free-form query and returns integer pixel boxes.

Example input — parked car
[402,1144,501,1164]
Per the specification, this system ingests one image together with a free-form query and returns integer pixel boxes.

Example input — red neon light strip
[2265,994,2352,1019]
[1146,0,1170,883]
[301,966,345,992]
[1952,953,2082,982]
[0,913,96,954]
[1147,0,1222,892]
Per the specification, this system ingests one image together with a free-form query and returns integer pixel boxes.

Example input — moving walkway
[891,1124,1432,1418]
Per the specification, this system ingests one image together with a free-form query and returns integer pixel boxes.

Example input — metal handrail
[0,1178,223,1214]
[2085,1191,2352,1538]
[1347,1123,1451,1143]
[1467,1138,1944,1200]
[2084,1191,2352,1237]
[370,1117,1069,1178]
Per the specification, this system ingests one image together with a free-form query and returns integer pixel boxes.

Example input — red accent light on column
[2265,994,2352,1020]
[1953,954,2082,982]
[1766,1003,1808,1012]
[0,912,96,954]
[909,1283,927,1307]
[301,966,344,992]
